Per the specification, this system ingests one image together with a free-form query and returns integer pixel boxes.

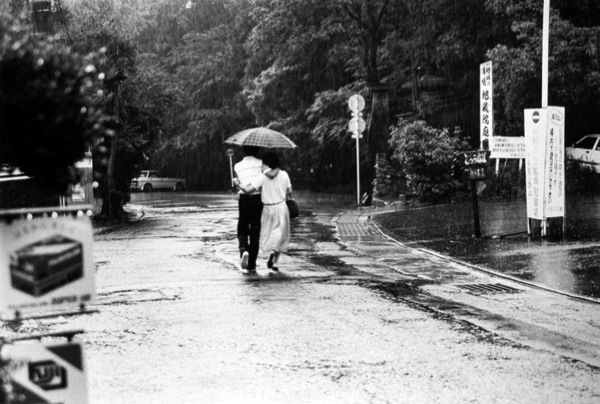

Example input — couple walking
[233,146,293,272]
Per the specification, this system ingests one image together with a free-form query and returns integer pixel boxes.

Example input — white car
[130,170,186,192]
[565,134,600,174]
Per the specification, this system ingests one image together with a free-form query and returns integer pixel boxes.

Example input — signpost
[0,206,96,404]
[453,150,491,238]
[480,61,493,150]
[524,107,565,236]
[520,1,565,238]
[226,148,234,187]
[348,94,366,208]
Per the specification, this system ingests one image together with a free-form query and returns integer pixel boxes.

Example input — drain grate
[454,283,523,295]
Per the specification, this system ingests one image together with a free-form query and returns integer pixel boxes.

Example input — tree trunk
[100,82,121,219]
[368,85,390,155]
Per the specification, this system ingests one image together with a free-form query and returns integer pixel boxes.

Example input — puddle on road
[96,288,181,306]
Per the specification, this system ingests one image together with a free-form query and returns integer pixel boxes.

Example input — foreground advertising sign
[1,341,89,404]
[524,107,565,221]
[0,214,95,316]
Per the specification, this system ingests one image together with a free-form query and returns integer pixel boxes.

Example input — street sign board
[524,108,547,220]
[544,106,565,218]
[347,94,365,113]
[1,341,89,404]
[490,136,526,159]
[480,61,493,150]
[455,150,490,181]
[0,213,95,316]
[348,116,366,134]
[524,107,565,221]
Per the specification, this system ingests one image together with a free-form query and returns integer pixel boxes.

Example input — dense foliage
[4,0,600,206]
[389,119,469,202]
[0,8,112,196]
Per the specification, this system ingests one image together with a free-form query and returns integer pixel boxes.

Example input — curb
[336,208,600,306]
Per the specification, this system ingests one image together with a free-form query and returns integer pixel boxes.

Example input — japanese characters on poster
[524,107,565,221]
[480,61,493,150]
[524,109,546,220]
[0,214,95,316]
[490,136,526,159]
[545,106,565,218]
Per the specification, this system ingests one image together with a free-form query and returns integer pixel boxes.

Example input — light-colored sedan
[130,170,186,192]
[566,134,600,174]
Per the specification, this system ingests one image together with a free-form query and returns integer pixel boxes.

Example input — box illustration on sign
[10,235,83,297]
[0,214,95,316]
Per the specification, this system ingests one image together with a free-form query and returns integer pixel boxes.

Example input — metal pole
[356,136,360,208]
[471,180,481,238]
[542,0,550,107]
[228,155,234,187]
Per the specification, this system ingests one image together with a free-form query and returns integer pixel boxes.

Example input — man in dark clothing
[232,146,263,271]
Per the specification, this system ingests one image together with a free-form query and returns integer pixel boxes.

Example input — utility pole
[542,0,550,108]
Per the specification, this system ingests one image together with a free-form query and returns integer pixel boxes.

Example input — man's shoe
[267,251,276,269]
[241,251,249,269]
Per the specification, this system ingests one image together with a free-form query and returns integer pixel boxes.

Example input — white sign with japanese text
[480,61,493,150]
[544,106,565,218]
[524,109,547,220]
[490,136,526,159]
[0,215,95,316]
[524,107,565,220]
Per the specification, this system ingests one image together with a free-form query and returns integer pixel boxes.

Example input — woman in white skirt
[234,152,292,271]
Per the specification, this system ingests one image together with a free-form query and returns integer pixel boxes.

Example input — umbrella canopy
[224,127,297,149]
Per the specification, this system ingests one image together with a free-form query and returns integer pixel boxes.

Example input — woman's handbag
[286,198,299,219]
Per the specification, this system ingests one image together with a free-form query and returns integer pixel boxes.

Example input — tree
[65,0,176,218]
[342,0,393,157]
[486,0,600,143]
[0,9,112,199]
[389,118,469,202]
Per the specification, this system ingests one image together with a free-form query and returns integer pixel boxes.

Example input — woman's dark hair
[262,152,280,169]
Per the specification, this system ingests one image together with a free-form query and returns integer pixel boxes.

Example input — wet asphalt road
[3,191,600,403]
[374,194,600,299]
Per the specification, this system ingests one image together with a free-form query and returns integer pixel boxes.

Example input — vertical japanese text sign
[524,107,565,222]
[524,109,546,220]
[480,61,493,150]
[544,106,565,218]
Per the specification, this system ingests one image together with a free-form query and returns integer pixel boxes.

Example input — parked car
[130,170,186,192]
[566,134,600,173]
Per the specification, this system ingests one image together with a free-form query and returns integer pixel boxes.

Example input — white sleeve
[250,174,265,190]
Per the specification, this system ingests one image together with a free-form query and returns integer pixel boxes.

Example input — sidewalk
[332,207,600,369]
